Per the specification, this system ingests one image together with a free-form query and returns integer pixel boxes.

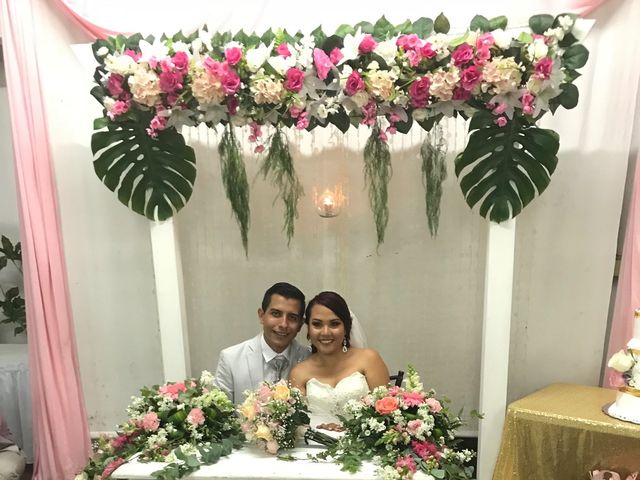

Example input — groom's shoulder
[220,334,261,357]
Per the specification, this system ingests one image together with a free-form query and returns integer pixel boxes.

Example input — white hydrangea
[104,54,138,76]
[199,370,215,387]
[374,39,398,66]
[491,29,513,50]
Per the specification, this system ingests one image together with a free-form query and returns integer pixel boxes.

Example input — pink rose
[225,47,243,66]
[460,65,481,91]
[329,47,343,65]
[407,419,423,432]
[344,71,365,96]
[172,51,189,72]
[358,34,378,54]
[107,100,129,120]
[395,455,417,474]
[107,74,124,97]
[159,71,183,93]
[476,32,495,50]
[187,407,205,426]
[141,412,160,431]
[495,116,508,127]
[258,384,273,401]
[534,57,553,80]
[451,43,474,66]
[276,43,292,58]
[406,50,422,67]
[396,34,421,51]
[408,76,431,108]
[313,48,333,80]
[420,42,437,59]
[609,370,626,388]
[375,396,399,415]
[475,47,491,65]
[285,67,305,92]
[221,68,240,95]
[295,112,309,129]
[425,397,442,412]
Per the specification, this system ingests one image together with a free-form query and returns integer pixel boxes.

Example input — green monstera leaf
[455,111,559,222]
[91,116,196,221]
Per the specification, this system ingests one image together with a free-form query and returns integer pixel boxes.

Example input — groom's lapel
[246,334,263,387]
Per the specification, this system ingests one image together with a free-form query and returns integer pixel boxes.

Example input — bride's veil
[349,310,368,348]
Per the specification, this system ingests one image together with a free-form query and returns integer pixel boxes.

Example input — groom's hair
[304,291,352,349]
[261,282,306,318]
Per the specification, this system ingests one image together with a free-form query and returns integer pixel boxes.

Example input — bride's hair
[304,291,352,352]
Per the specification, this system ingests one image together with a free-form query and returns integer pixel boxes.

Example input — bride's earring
[342,337,348,353]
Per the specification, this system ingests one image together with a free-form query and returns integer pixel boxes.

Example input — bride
[289,291,389,430]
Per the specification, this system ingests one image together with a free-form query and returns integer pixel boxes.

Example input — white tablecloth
[112,444,420,480]
[0,344,33,462]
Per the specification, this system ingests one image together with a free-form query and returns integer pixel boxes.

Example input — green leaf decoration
[91,116,196,221]
[562,44,589,70]
[354,21,374,34]
[411,17,434,37]
[421,124,448,237]
[373,16,394,38]
[433,13,450,34]
[364,124,392,246]
[489,15,508,30]
[218,125,250,255]
[469,15,490,32]
[455,111,559,222]
[260,129,304,245]
[310,25,326,46]
[394,19,413,35]
[557,83,579,109]
[529,14,554,34]
[335,24,355,37]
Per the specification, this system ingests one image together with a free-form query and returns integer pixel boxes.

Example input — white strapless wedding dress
[306,371,370,426]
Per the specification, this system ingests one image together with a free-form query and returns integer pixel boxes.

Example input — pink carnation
[411,440,440,460]
[451,43,474,66]
[141,412,160,432]
[313,48,333,80]
[534,57,554,80]
[395,455,417,474]
[358,34,378,54]
[285,67,305,92]
[401,391,425,407]
[158,382,187,400]
[344,71,365,96]
[187,407,205,426]
[101,457,126,479]
[425,397,442,412]
[225,47,243,66]
[276,43,292,58]
[329,47,343,65]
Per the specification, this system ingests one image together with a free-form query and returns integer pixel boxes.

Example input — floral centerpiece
[78,371,243,480]
[89,13,588,250]
[237,380,310,454]
[308,367,475,480]
[608,339,640,391]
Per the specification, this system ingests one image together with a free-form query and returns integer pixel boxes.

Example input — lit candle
[321,191,335,217]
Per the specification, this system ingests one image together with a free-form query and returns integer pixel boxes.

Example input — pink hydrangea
[141,412,160,431]
[187,407,205,426]
[313,48,333,80]
[285,67,305,92]
[451,43,474,66]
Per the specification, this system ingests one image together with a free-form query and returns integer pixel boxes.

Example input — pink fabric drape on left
[0,0,91,478]
[606,154,640,385]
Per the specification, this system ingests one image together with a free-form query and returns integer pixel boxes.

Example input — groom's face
[258,294,303,353]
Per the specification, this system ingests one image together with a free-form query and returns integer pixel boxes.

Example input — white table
[0,344,33,462]
[112,445,381,479]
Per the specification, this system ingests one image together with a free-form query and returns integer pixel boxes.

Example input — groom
[214,282,311,403]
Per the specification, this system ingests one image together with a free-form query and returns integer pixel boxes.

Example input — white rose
[96,46,109,57]
[527,38,549,60]
[491,29,512,50]
[374,39,397,66]
[608,350,635,372]
[246,43,273,72]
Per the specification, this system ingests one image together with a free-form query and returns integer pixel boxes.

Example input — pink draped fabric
[606,156,640,386]
[0,0,91,478]
[51,0,124,38]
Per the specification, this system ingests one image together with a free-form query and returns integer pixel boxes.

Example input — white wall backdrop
[12,0,638,432]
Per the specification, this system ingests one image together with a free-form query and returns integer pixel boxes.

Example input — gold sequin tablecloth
[493,383,640,480]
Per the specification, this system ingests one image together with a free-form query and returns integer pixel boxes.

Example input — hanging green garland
[421,124,448,237]
[89,12,589,249]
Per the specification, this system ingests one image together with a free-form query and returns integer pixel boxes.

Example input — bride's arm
[288,363,307,395]
[361,349,390,390]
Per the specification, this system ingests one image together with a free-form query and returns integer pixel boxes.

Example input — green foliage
[563,44,589,70]
[364,124,392,247]
[260,129,304,245]
[455,111,559,222]
[469,15,490,32]
[219,125,250,255]
[92,115,196,221]
[421,124,448,237]
[0,236,25,336]
[434,13,450,34]
[529,14,554,34]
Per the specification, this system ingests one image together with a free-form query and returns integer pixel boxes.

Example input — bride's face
[308,304,345,355]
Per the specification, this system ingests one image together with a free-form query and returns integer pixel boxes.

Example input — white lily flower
[246,43,273,72]
[138,39,169,63]
[339,31,365,65]
[268,54,296,75]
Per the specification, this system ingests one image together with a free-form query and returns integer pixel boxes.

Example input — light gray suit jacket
[214,333,311,404]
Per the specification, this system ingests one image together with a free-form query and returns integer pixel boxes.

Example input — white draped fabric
[0,345,32,462]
